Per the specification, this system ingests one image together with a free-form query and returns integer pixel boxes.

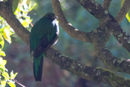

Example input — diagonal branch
[52,0,130,75]
[95,0,130,74]
[1,1,130,86]
[115,0,130,24]
[0,1,30,45]
[93,27,130,74]
[76,0,130,52]
[51,0,94,43]
[46,48,130,87]
[102,0,112,11]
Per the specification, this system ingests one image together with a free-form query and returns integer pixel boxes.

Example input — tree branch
[51,0,94,43]
[102,0,112,11]
[93,27,130,74]
[94,0,130,74]
[46,48,130,87]
[115,0,130,24]
[76,0,130,52]
[0,1,30,45]
[95,0,130,74]
[1,1,130,86]
[51,0,130,75]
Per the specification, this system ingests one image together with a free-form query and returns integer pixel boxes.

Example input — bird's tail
[33,54,44,81]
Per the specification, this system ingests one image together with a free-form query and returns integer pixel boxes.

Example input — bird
[30,13,59,81]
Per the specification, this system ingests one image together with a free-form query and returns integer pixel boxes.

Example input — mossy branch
[0,0,130,87]
[115,0,130,24]
[76,0,130,53]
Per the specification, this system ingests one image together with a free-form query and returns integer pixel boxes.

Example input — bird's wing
[30,18,58,57]
[32,34,57,57]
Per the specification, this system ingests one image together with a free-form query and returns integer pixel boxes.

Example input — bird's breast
[52,19,59,35]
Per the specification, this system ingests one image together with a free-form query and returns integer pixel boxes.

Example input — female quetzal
[30,13,59,81]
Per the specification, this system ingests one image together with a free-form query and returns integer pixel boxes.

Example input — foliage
[0,58,17,87]
[126,11,130,22]
[0,0,36,87]
[0,15,16,87]
[14,0,36,29]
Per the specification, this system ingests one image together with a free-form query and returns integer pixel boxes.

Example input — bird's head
[44,13,58,21]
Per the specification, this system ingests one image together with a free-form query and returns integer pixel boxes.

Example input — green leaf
[22,20,29,27]
[0,57,7,66]
[1,80,6,87]
[8,80,16,87]
[12,0,20,13]
[0,66,5,72]
[28,2,37,11]
[3,28,13,44]
[0,51,6,57]
[0,57,7,72]
[0,36,4,49]
[0,28,4,34]
[2,72,9,80]
[10,71,18,79]
[126,11,130,22]
[21,17,32,27]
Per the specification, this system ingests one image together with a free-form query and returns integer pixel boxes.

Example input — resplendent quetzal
[30,13,59,81]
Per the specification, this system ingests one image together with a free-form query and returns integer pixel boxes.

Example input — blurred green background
[3,0,130,87]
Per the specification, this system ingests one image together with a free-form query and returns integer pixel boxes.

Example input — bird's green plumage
[33,54,44,76]
[30,17,57,50]
[30,13,59,81]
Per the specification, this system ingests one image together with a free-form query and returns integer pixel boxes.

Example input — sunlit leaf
[14,8,21,15]
[2,72,9,80]
[0,28,4,34]
[8,80,16,87]
[3,29,13,44]
[0,58,7,72]
[1,80,6,87]
[0,66,5,72]
[0,51,6,57]
[0,36,4,49]
[0,57,7,66]
[29,2,37,11]
[10,71,18,79]
[126,11,130,22]
[22,20,29,27]
[21,17,32,27]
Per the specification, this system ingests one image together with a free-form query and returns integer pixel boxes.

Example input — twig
[0,70,26,87]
